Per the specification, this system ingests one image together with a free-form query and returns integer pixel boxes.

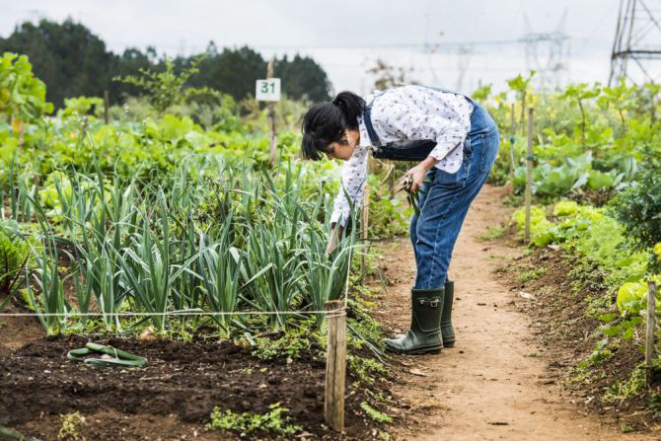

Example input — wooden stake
[388,162,396,197]
[360,183,370,280]
[367,152,379,174]
[103,90,110,125]
[509,103,516,192]
[524,107,534,244]
[520,91,527,137]
[266,59,278,167]
[647,281,657,384]
[324,300,347,432]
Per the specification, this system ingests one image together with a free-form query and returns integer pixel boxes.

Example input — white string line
[0,309,347,318]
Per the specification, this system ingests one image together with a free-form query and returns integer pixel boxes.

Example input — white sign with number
[256,78,281,102]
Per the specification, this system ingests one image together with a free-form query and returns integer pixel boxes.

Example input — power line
[105,37,592,54]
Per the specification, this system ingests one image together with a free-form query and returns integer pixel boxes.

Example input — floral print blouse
[330,85,473,226]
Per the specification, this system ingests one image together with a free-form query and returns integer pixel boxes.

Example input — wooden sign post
[324,300,347,432]
[524,107,534,244]
[255,60,281,167]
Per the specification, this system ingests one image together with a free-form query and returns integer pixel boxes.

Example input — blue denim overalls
[363,88,500,289]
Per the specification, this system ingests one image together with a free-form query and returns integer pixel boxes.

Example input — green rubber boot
[383,288,444,355]
[441,280,455,348]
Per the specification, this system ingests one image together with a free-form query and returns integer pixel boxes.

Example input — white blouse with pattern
[330,85,473,226]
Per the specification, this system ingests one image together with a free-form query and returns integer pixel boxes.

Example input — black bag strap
[362,100,381,147]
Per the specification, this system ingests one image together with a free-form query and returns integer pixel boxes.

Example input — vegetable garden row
[488,72,661,409]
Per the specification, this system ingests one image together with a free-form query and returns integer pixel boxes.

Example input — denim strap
[362,101,381,147]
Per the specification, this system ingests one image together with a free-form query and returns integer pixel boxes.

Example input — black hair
[301,91,365,160]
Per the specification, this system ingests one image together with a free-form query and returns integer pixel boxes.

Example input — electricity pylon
[610,0,661,85]
[522,10,571,90]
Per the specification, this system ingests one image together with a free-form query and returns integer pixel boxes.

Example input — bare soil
[372,185,659,440]
[0,334,380,440]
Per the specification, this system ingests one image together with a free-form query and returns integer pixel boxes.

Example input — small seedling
[360,402,392,424]
[479,225,506,241]
[620,424,636,433]
[58,411,85,441]
[517,268,548,284]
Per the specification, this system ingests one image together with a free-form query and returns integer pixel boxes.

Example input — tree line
[0,18,332,109]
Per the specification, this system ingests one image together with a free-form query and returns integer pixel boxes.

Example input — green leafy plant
[114,56,219,114]
[0,221,30,311]
[506,70,535,135]
[559,82,601,146]
[0,52,53,124]
[598,78,636,132]
[206,403,302,437]
[252,320,316,361]
[58,96,104,120]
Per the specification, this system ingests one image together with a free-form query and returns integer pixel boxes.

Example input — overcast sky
[0,0,629,96]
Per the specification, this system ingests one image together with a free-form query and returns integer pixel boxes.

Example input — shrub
[611,154,661,273]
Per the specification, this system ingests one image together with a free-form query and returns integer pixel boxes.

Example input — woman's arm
[326,147,368,253]
[329,146,369,227]
[372,88,471,174]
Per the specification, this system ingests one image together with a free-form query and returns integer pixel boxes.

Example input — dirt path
[376,185,653,441]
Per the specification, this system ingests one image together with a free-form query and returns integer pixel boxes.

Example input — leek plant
[241,223,306,331]
[68,174,137,329]
[196,226,241,336]
[117,191,181,332]
[26,243,69,335]
[302,225,356,326]
[6,157,37,223]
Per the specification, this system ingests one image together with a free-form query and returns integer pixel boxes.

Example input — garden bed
[0,334,386,440]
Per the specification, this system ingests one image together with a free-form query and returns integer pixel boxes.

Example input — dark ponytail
[301,91,365,160]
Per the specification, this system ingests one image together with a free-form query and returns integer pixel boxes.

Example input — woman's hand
[404,157,438,193]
